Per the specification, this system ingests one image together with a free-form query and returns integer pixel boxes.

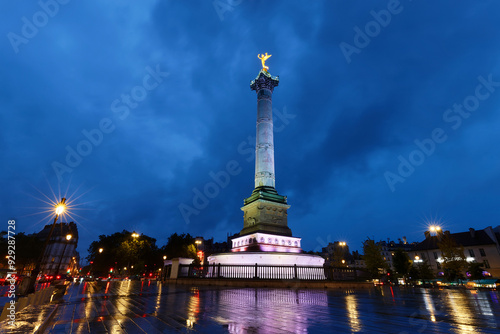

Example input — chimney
[469,228,476,238]
[424,231,431,239]
[437,229,445,238]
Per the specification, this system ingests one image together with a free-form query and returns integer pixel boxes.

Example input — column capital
[250,70,279,92]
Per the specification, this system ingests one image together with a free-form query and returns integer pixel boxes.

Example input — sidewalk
[3,280,499,333]
[40,281,227,333]
[0,304,57,333]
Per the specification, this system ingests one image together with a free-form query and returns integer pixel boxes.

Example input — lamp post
[93,248,103,278]
[128,232,139,276]
[55,234,72,277]
[23,198,66,295]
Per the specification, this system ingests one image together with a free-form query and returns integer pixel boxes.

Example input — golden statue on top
[258,53,272,71]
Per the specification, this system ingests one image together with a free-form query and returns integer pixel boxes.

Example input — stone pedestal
[240,198,291,237]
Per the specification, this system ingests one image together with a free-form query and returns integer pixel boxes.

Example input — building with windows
[409,226,500,277]
[321,241,351,266]
[37,222,79,276]
[377,237,416,270]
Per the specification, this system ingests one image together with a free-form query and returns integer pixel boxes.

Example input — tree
[438,234,467,282]
[161,233,197,259]
[0,232,43,274]
[87,230,161,277]
[362,238,388,278]
[392,248,411,279]
[408,259,434,284]
[467,262,484,280]
[417,260,434,284]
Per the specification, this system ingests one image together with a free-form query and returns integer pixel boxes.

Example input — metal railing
[176,264,359,281]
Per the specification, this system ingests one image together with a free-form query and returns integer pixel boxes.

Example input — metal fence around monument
[176,264,360,281]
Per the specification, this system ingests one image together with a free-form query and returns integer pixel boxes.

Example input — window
[433,252,438,259]
[468,249,475,257]
[479,248,486,257]
[484,260,490,269]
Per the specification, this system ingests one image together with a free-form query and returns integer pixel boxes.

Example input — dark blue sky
[2,1,500,260]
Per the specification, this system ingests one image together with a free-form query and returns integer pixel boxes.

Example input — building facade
[37,222,79,276]
[409,226,500,278]
[377,237,416,270]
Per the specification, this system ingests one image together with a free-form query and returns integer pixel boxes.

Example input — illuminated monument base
[207,252,325,279]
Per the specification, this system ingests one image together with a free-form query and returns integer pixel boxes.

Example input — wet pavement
[5,281,500,333]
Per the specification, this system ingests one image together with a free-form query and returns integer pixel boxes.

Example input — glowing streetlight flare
[429,225,442,234]
[99,248,103,253]
[55,198,66,215]
[131,232,139,238]
[66,234,72,241]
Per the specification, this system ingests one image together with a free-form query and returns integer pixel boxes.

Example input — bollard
[16,297,28,312]
[32,290,43,305]
[0,303,10,321]
[27,293,36,306]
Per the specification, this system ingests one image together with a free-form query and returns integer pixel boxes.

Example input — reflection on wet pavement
[41,282,500,333]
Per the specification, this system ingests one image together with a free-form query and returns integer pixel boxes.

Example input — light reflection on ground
[38,282,500,333]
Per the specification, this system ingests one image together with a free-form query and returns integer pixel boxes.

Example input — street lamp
[163,255,167,260]
[99,248,103,254]
[23,197,66,295]
[55,234,73,276]
[131,232,139,238]
[429,225,441,234]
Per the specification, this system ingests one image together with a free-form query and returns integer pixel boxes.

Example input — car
[38,275,55,283]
